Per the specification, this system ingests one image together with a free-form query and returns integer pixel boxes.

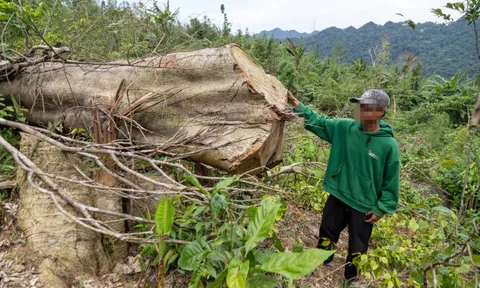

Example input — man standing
[287,90,400,283]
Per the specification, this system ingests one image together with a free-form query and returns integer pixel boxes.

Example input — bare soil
[276,203,350,288]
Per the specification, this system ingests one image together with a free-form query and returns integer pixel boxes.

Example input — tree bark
[16,133,116,287]
[0,44,288,174]
[0,181,14,190]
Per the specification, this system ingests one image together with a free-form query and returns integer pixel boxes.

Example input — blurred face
[354,103,385,123]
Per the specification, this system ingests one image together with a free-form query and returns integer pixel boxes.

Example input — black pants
[317,195,373,281]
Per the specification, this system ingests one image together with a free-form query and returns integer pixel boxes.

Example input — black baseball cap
[349,89,390,108]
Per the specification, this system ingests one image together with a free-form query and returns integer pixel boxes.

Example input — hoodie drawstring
[366,136,371,147]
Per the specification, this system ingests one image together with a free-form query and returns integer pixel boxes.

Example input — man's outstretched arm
[288,92,342,144]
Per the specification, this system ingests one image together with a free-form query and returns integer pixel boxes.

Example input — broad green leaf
[207,251,228,263]
[432,206,456,219]
[155,198,175,235]
[184,173,208,194]
[207,270,227,288]
[246,274,279,288]
[432,206,453,214]
[370,260,379,271]
[245,206,257,218]
[254,249,275,264]
[227,258,249,288]
[408,218,419,232]
[245,198,281,253]
[178,240,206,271]
[213,176,238,194]
[207,262,218,278]
[260,248,334,280]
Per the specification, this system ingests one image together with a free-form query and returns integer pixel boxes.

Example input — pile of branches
[0,115,298,244]
[0,45,70,81]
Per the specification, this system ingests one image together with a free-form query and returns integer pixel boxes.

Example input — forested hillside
[263,20,479,77]
[0,1,479,288]
[256,28,320,39]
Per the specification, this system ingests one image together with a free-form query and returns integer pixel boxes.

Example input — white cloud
[144,0,462,33]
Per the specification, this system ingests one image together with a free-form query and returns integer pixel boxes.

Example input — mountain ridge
[256,28,319,39]
[257,20,478,77]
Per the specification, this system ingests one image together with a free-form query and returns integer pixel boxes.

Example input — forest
[261,19,480,77]
[0,0,479,288]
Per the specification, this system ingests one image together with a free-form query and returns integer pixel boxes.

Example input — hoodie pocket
[331,163,376,206]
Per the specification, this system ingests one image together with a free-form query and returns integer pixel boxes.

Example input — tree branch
[0,181,15,190]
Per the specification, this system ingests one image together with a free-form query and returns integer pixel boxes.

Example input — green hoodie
[294,103,400,217]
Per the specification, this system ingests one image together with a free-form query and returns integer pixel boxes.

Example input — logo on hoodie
[368,150,378,160]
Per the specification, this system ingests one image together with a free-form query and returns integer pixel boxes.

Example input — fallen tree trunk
[0,45,292,287]
[0,44,288,174]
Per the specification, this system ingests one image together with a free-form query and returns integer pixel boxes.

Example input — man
[287,89,400,283]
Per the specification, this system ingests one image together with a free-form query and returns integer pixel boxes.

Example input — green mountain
[271,20,479,77]
[256,28,319,40]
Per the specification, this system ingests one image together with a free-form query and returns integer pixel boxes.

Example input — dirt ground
[276,203,350,288]
[1,196,350,288]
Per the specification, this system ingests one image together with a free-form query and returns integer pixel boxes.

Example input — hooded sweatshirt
[294,103,400,217]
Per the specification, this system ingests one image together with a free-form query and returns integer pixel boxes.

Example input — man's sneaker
[339,278,360,288]
[322,254,334,266]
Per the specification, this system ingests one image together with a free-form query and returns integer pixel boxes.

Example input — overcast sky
[140,0,461,33]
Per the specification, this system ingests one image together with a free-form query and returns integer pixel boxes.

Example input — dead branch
[0,117,298,247]
[0,181,15,190]
[422,245,467,288]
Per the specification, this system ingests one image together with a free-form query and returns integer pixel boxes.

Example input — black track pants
[317,195,373,281]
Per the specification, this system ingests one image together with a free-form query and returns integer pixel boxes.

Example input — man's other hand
[365,211,381,224]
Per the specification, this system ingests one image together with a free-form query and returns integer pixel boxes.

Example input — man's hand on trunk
[287,91,299,108]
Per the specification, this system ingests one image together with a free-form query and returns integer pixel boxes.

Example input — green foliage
[178,239,208,271]
[226,258,249,288]
[1,1,480,286]
[245,198,281,253]
[246,274,280,288]
[260,248,335,279]
[0,95,26,179]
[296,19,480,77]
[140,175,333,287]
[155,198,175,235]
